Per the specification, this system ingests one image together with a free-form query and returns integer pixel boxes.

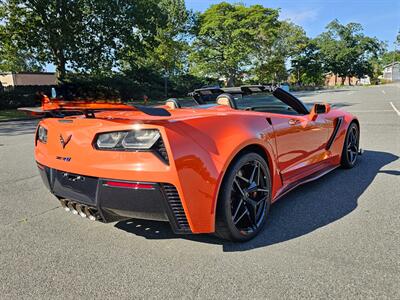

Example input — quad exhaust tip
[68,202,78,215]
[76,204,86,218]
[59,199,98,221]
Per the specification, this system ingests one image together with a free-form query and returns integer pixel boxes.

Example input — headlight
[95,129,160,150]
[37,125,48,144]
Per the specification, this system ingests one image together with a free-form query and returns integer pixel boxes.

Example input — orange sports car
[25,85,361,241]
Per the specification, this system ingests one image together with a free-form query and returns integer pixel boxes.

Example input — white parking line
[390,102,400,116]
[346,110,392,113]
[347,91,354,95]
[382,90,386,94]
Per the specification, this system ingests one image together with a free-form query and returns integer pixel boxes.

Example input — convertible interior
[166,85,310,116]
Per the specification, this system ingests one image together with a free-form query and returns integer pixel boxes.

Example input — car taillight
[94,129,160,150]
[37,125,48,144]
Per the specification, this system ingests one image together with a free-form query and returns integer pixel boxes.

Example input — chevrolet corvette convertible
[23,85,360,241]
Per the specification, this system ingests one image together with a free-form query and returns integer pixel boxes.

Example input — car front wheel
[341,122,360,169]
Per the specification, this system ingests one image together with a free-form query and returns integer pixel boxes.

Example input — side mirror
[309,103,330,120]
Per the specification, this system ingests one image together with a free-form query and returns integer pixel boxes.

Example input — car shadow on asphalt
[114,150,398,251]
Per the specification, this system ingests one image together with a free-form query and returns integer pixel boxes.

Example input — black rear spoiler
[18,105,170,118]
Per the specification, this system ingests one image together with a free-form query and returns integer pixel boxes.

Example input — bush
[0,72,220,109]
[0,86,54,109]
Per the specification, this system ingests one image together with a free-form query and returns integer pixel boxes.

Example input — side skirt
[273,164,339,202]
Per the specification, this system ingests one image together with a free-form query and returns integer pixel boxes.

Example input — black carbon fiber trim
[153,138,169,163]
[326,116,344,150]
[161,184,191,233]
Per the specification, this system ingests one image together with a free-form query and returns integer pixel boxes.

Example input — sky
[186,0,400,50]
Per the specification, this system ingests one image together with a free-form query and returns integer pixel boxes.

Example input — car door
[238,88,332,184]
[269,112,329,183]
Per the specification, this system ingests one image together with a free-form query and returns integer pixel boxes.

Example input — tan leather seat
[165,98,181,109]
[216,93,237,109]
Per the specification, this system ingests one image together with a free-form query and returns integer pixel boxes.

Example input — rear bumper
[37,163,191,234]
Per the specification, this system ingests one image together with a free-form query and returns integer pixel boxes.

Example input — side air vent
[153,138,169,164]
[326,116,343,150]
[161,184,191,233]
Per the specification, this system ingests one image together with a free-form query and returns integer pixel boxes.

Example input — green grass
[0,109,30,121]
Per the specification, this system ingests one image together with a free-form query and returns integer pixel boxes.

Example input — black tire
[340,122,360,169]
[215,152,271,242]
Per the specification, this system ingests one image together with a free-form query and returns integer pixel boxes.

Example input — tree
[252,21,308,83]
[380,51,400,66]
[0,2,43,72]
[379,31,400,67]
[0,40,43,72]
[291,39,324,85]
[317,19,384,85]
[190,2,280,86]
[0,0,165,82]
[147,0,192,74]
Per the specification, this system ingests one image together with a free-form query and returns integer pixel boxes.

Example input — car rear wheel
[215,152,271,242]
[341,122,360,169]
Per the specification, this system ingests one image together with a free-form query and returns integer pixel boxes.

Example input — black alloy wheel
[341,122,360,168]
[216,152,271,241]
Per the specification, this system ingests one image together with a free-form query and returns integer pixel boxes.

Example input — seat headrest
[216,93,237,109]
[165,98,181,109]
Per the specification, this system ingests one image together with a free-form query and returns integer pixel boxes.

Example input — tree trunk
[226,76,235,87]
[54,0,66,84]
[55,50,66,84]
[56,62,66,84]
[341,77,345,85]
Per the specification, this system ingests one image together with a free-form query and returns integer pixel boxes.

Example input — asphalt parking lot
[0,84,399,299]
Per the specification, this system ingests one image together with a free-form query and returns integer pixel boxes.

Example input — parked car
[21,85,360,241]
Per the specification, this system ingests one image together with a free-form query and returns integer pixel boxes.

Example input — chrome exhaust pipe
[60,199,69,211]
[84,206,96,221]
[76,204,87,218]
[67,202,78,215]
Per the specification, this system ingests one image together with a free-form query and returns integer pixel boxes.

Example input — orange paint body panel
[34,101,358,234]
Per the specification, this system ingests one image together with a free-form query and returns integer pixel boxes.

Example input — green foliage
[0,1,393,98]
[291,39,324,85]
[380,51,400,66]
[0,0,181,81]
[190,2,280,86]
[316,19,384,84]
[62,71,213,102]
[253,21,307,83]
[0,85,53,109]
[139,0,193,77]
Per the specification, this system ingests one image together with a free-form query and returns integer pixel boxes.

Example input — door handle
[288,119,300,126]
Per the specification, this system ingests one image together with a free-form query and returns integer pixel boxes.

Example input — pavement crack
[0,174,39,185]
[5,206,60,227]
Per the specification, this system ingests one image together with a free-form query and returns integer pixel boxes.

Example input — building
[382,62,400,82]
[0,72,57,87]
[359,75,371,85]
[324,72,359,86]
